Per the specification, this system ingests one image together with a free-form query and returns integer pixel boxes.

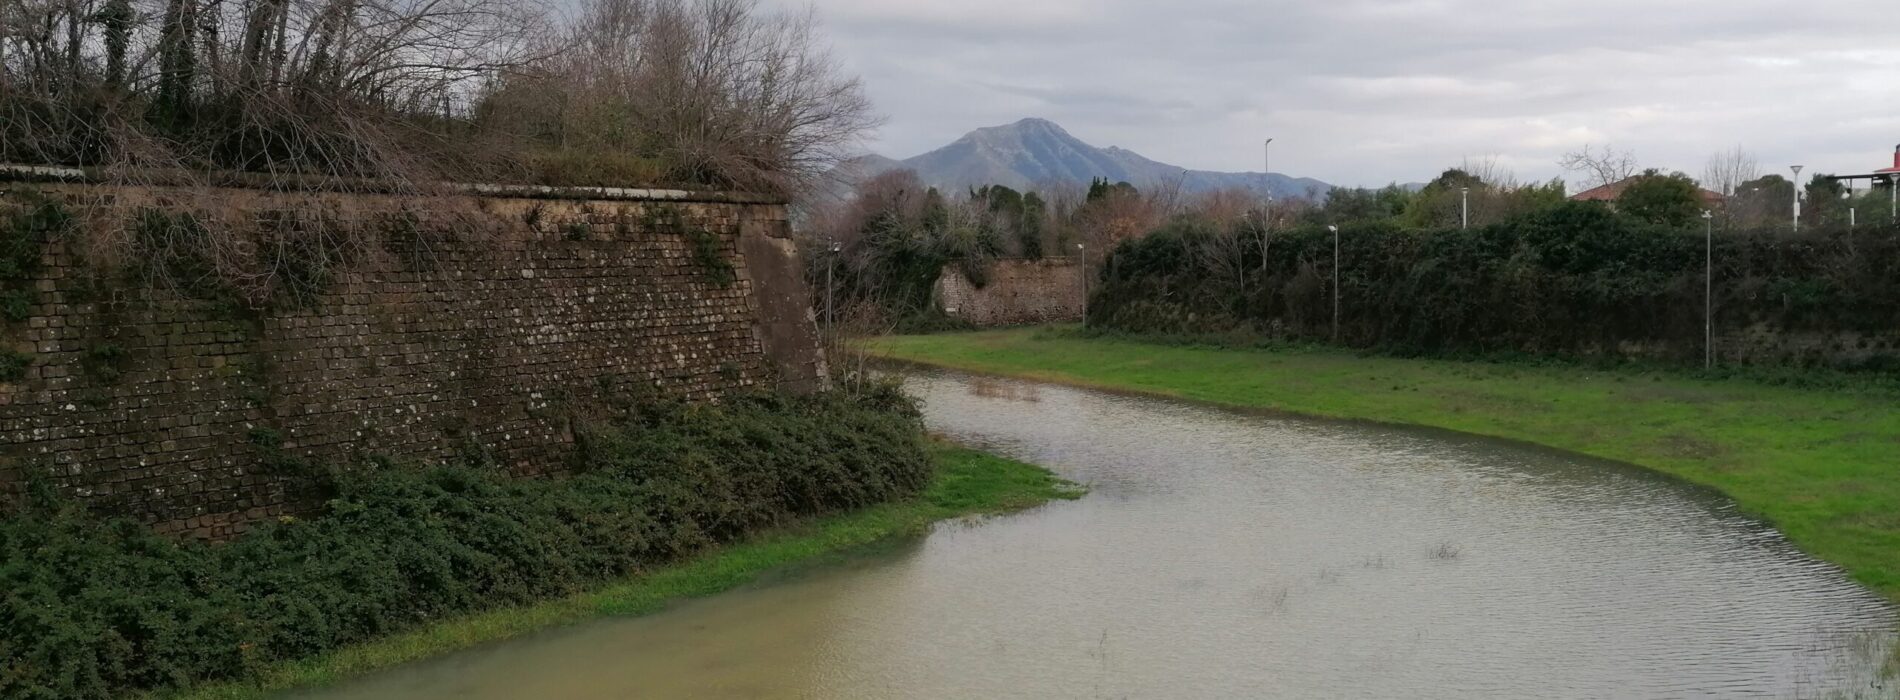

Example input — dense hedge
[0,386,932,700]
[1089,202,1900,365]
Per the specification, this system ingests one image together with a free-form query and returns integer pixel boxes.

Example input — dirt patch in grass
[1840,511,1900,531]
[1619,384,1727,404]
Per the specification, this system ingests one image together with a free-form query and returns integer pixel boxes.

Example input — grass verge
[161,445,1079,700]
[868,327,1900,603]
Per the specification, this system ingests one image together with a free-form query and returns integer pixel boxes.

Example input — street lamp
[1460,186,1470,230]
[1262,138,1274,270]
[1076,242,1088,312]
[1329,224,1341,344]
[1702,210,1714,370]
[1889,175,1900,223]
[825,239,841,332]
[1846,182,1857,228]
[1790,165,1804,231]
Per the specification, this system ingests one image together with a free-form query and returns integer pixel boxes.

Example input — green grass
[868,327,1900,603]
[160,445,1079,700]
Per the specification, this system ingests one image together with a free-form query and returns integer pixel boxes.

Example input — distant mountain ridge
[839,118,1331,198]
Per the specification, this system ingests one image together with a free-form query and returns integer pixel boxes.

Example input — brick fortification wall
[937,259,1085,327]
[0,182,825,537]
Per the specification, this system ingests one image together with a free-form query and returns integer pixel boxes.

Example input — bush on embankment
[0,386,931,700]
[1088,202,1900,367]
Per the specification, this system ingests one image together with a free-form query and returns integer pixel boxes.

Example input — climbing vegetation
[0,384,931,700]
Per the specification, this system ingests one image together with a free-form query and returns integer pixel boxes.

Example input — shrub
[0,194,64,326]
[79,345,128,384]
[0,385,931,700]
[0,349,29,381]
[1089,203,1900,366]
[683,227,737,287]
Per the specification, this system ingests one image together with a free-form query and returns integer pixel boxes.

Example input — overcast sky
[775,0,1900,189]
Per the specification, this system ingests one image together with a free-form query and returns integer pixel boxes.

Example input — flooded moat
[296,369,1897,699]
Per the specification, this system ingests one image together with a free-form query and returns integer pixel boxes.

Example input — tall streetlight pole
[1076,242,1087,312]
[1262,139,1274,270]
[1460,187,1470,230]
[1329,225,1341,344]
[1702,210,1714,370]
[1847,182,1857,228]
[1790,165,1804,232]
[825,239,840,332]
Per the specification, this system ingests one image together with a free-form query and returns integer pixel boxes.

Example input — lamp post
[825,239,840,332]
[1890,175,1897,223]
[1847,182,1857,228]
[1076,242,1087,310]
[1702,210,1714,370]
[1460,186,1470,230]
[1329,224,1341,344]
[1790,165,1804,232]
[1262,138,1274,270]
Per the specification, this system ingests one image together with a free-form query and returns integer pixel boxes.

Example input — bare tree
[1558,144,1639,190]
[822,298,898,390]
[1150,171,1191,218]
[1,0,553,183]
[3,0,873,197]
[1192,187,1258,228]
[1186,222,1252,305]
[4,0,885,312]
[1034,177,1086,254]
[1076,183,1158,253]
[1702,145,1760,196]
[492,0,879,195]
[0,0,562,306]
[1458,156,1516,226]
[1460,155,1520,190]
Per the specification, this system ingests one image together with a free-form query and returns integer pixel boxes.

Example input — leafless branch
[1558,143,1638,190]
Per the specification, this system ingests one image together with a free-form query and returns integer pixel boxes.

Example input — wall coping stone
[0,163,782,205]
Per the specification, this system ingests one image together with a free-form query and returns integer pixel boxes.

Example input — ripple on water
[293,369,1898,700]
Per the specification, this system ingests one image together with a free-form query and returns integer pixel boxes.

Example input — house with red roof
[1876,144,1900,177]
[1569,177,1726,207]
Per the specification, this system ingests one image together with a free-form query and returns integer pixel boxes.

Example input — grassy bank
[165,445,1078,700]
[869,327,1900,603]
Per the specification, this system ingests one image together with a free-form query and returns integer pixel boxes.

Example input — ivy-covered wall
[0,182,824,538]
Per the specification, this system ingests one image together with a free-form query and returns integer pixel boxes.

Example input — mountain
[840,118,1331,198]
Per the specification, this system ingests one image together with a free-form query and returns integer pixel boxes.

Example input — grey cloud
[980,82,1195,118]
[774,0,1900,187]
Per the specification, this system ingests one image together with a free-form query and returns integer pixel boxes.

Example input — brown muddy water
[293,369,1897,699]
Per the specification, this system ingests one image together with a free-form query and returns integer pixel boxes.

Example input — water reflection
[295,369,1897,699]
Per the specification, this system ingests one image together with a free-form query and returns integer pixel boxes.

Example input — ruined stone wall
[0,182,824,537]
[937,259,1085,327]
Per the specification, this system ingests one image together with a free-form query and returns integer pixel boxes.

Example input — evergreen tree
[1616,169,1704,227]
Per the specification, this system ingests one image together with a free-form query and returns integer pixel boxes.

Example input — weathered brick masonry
[0,182,824,537]
[937,258,1086,327]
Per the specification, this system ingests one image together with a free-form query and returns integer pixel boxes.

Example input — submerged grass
[868,327,1900,604]
[161,445,1079,700]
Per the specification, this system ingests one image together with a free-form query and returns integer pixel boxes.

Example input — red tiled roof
[1568,176,1726,205]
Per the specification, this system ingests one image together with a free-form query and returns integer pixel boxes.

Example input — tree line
[811,139,1900,324]
[806,169,1202,330]
[1295,145,1894,232]
[0,0,874,195]
[1081,150,1900,366]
